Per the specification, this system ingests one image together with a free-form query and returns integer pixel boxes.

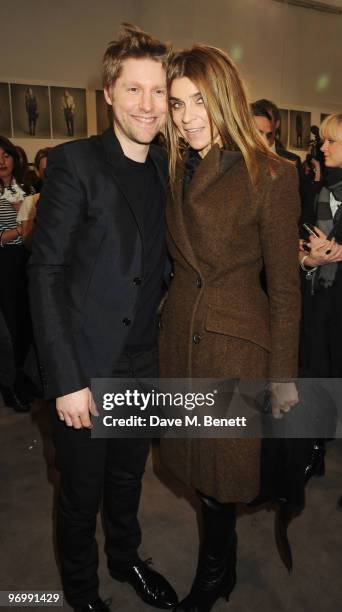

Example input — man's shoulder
[51,134,103,163]
[275,142,301,165]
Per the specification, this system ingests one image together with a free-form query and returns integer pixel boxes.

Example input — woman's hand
[269,382,298,419]
[300,227,342,267]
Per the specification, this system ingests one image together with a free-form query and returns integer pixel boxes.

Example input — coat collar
[167,145,243,272]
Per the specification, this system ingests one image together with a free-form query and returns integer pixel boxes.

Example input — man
[61,90,76,137]
[25,87,38,136]
[251,99,304,180]
[28,24,177,612]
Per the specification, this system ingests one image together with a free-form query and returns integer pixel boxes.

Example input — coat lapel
[100,128,167,232]
[167,145,243,272]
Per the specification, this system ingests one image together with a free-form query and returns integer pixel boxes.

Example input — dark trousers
[300,281,342,377]
[52,347,158,606]
[0,246,32,389]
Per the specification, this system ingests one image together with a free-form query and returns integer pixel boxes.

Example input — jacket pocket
[205,304,271,352]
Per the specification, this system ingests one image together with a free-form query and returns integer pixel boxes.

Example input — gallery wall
[0,0,341,160]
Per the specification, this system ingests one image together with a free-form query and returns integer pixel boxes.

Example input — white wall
[1,0,341,160]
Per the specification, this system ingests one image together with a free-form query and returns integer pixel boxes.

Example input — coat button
[196,277,202,288]
[122,318,131,326]
[193,333,202,344]
[133,277,141,286]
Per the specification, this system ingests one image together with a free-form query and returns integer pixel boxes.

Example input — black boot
[175,493,237,612]
[304,439,326,483]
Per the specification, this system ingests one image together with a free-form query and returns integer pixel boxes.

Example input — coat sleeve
[28,145,89,399]
[259,162,301,379]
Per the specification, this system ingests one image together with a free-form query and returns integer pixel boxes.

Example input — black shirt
[122,154,166,352]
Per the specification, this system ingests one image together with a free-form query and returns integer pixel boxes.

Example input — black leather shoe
[73,597,111,612]
[111,559,178,609]
[0,386,30,412]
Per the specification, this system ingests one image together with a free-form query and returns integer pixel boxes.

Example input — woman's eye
[170,101,181,110]
[128,87,138,93]
[196,96,204,104]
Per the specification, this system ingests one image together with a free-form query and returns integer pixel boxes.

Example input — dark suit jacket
[28,128,168,399]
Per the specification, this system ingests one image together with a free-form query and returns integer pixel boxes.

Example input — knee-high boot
[175,492,237,612]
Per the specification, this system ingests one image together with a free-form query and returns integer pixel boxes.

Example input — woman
[17,147,52,248]
[0,136,33,411]
[300,114,342,377]
[299,115,342,496]
[159,45,301,611]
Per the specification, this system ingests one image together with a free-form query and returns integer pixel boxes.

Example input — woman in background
[0,136,33,410]
[160,45,300,611]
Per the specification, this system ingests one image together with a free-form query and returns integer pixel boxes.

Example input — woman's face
[169,77,220,156]
[321,128,342,168]
[0,147,14,184]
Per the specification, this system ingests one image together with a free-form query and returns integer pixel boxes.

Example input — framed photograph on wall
[276,108,289,148]
[50,87,87,139]
[0,83,12,138]
[11,83,51,138]
[289,110,311,150]
[96,90,113,134]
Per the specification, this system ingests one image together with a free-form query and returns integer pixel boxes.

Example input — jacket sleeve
[28,145,89,399]
[259,162,301,379]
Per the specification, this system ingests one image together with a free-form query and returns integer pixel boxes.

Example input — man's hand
[269,382,298,419]
[56,387,98,429]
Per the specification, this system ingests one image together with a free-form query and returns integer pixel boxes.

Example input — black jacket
[28,128,168,399]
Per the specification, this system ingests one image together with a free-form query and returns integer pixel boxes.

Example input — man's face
[254,115,274,147]
[104,58,167,148]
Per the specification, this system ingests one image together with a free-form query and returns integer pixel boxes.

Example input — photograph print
[289,110,311,150]
[11,83,51,138]
[50,86,87,139]
[96,89,113,134]
[275,108,289,148]
[0,83,12,138]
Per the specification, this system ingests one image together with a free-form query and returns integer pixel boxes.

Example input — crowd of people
[1,22,342,612]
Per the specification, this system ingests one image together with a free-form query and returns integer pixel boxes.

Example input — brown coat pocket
[205,304,271,352]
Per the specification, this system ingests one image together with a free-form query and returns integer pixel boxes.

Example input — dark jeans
[0,246,32,392]
[51,347,158,606]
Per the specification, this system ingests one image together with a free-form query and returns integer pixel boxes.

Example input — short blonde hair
[320,113,342,143]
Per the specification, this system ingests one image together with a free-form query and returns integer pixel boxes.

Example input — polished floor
[1,398,342,612]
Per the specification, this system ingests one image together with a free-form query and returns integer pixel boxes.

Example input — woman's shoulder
[256,149,298,188]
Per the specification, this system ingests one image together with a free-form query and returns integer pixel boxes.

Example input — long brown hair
[166,44,281,187]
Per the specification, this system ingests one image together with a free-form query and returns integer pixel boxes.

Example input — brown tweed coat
[159,145,301,503]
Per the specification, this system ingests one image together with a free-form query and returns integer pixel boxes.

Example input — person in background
[251,99,304,177]
[61,90,76,137]
[25,87,38,136]
[16,145,38,193]
[17,148,52,248]
[0,136,33,411]
[299,114,342,502]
